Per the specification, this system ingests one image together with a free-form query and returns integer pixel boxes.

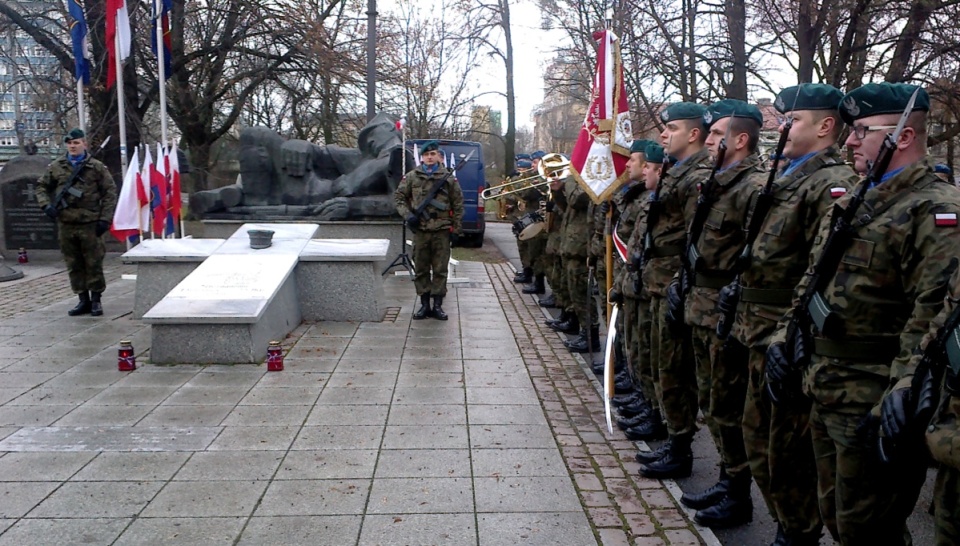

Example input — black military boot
[635,441,671,464]
[617,399,650,417]
[544,309,570,328]
[564,325,600,353]
[514,267,533,283]
[522,274,545,294]
[617,407,653,430]
[681,467,731,510]
[68,291,92,316]
[413,294,432,320]
[623,410,667,441]
[538,293,557,308]
[432,296,448,320]
[693,469,753,529]
[639,433,693,479]
[611,390,641,407]
[90,291,103,317]
[550,314,580,334]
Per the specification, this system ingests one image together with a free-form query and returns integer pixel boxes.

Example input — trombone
[481,153,571,200]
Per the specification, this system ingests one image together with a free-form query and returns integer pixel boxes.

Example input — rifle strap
[941,308,960,377]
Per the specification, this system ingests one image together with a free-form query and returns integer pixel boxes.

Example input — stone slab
[129,262,202,319]
[120,238,225,262]
[0,426,222,452]
[299,238,389,262]
[296,261,383,322]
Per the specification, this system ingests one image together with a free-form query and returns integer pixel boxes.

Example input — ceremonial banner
[66,0,91,84]
[105,0,131,88]
[569,29,632,204]
[110,150,143,242]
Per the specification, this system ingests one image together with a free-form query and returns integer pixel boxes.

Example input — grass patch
[452,243,506,264]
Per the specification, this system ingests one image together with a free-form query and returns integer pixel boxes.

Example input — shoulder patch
[830,187,847,198]
[935,212,958,227]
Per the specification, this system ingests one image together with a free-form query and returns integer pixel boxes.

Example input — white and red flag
[569,29,632,203]
[105,0,131,89]
[109,148,143,242]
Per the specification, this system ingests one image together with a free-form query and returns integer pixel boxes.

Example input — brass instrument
[482,153,570,201]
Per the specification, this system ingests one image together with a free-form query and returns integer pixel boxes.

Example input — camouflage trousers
[412,230,451,296]
[809,403,926,545]
[622,295,656,404]
[523,233,548,275]
[547,253,567,308]
[565,256,599,328]
[58,221,106,294]
[650,295,698,435]
[934,465,960,546]
[517,237,530,269]
[689,327,749,475]
[742,345,821,535]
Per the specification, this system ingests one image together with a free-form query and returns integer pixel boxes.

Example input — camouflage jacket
[732,147,859,348]
[589,199,609,259]
[768,161,960,409]
[394,165,465,232]
[918,267,960,468]
[641,147,713,297]
[545,189,567,255]
[616,186,651,300]
[559,177,592,258]
[36,155,117,225]
[683,153,765,330]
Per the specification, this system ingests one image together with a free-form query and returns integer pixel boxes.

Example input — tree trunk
[502,0,516,176]
[725,0,748,100]
[885,0,934,82]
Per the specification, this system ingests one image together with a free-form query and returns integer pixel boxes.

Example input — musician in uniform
[394,140,464,320]
[36,128,117,317]
[522,151,549,295]
[513,155,535,283]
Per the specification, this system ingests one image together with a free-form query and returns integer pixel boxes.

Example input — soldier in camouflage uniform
[520,153,549,295]
[543,174,571,324]
[766,83,960,545]
[36,128,117,317]
[908,266,960,546]
[394,140,465,321]
[560,175,599,353]
[667,100,765,528]
[637,103,710,481]
[613,141,667,442]
[512,155,535,283]
[732,84,858,545]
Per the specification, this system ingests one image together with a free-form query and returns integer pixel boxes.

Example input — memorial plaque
[2,177,59,250]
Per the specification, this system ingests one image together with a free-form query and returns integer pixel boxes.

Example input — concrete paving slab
[0,452,95,481]
[70,452,191,481]
[162,386,250,406]
[28,481,164,518]
[141,480,268,517]
[276,450,378,480]
[238,515,362,546]
[0,517,129,546]
[137,405,233,427]
[467,404,550,426]
[477,511,598,546]
[386,405,467,426]
[53,404,155,426]
[366,477,474,514]
[334,359,401,374]
[359,513,476,545]
[0,482,60,518]
[291,425,384,450]
[316,387,394,405]
[85,386,179,405]
[374,449,471,478]
[466,387,540,405]
[305,405,390,427]
[397,359,463,373]
[238,386,322,406]
[382,425,469,450]
[0,426,221,452]
[113,517,245,546]
[464,370,535,389]
[475,476,584,512]
[471,448,568,478]
[325,372,398,388]
[254,479,371,516]
[470,424,558,449]
[394,372,465,387]
[207,425,299,451]
[173,451,283,481]
[221,405,312,427]
[391,386,465,405]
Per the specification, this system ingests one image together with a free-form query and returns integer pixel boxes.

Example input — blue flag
[151,0,173,80]
[66,0,90,84]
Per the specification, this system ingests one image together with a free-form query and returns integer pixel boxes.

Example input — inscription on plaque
[2,178,59,249]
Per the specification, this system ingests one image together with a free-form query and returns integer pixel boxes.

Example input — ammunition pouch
[807,291,845,338]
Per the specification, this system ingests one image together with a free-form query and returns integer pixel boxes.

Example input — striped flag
[105,0,131,89]
[110,149,142,241]
[152,0,173,80]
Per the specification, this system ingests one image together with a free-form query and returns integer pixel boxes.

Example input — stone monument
[189,112,415,221]
[0,154,59,253]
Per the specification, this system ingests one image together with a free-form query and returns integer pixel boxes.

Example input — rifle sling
[740,287,794,305]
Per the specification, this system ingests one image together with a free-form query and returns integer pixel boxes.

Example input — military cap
[645,143,666,163]
[515,153,532,161]
[775,83,844,113]
[838,83,930,125]
[531,150,546,160]
[703,99,763,128]
[63,127,85,142]
[659,103,706,123]
[419,140,440,154]
[630,139,653,154]
[516,159,533,169]
[935,164,953,176]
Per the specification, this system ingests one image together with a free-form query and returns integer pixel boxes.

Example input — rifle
[52,136,111,212]
[879,295,960,463]
[767,88,921,408]
[408,150,475,229]
[716,103,796,340]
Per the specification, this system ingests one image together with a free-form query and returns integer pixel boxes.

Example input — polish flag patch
[830,187,847,198]
[935,213,958,227]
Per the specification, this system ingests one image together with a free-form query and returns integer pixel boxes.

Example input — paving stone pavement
[0,253,710,545]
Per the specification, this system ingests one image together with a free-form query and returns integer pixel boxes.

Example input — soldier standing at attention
[766,83,960,545]
[512,154,534,284]
[732,84,858,545]
[559,171,599,353]
[637,103,710,481]
[36,128,117,317]
[394,140,464,321]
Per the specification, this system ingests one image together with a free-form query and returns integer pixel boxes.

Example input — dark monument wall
[0,155,60,252]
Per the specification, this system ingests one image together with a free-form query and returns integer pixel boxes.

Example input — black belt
[813,336,900,361]
[650,245,683,258]
[693,272,735,290]
[740,287,794,305]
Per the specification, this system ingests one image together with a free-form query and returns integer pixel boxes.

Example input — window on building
[0,64,7,75]
[0,136,17,146]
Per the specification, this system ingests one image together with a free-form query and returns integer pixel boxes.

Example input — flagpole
[603,9,614,325]
[76,79,86,134]
[155,0,168,146]
[114,31,129,176]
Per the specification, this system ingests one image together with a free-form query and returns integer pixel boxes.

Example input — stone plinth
[297,239,389,322]
[122,239,224,318]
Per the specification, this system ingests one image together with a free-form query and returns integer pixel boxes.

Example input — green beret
[660,103,706,123]
[645,144,665,164]
[630,139,653,154]
[839,83,930,125]
[775,83,844,113]
[419,140,440,154]
[703,99,763,128]
[63,127,85,142]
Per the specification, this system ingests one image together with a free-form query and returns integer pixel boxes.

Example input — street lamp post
[366,0,376,122]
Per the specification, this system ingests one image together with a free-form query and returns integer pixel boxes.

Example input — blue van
[406,139,486,247]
